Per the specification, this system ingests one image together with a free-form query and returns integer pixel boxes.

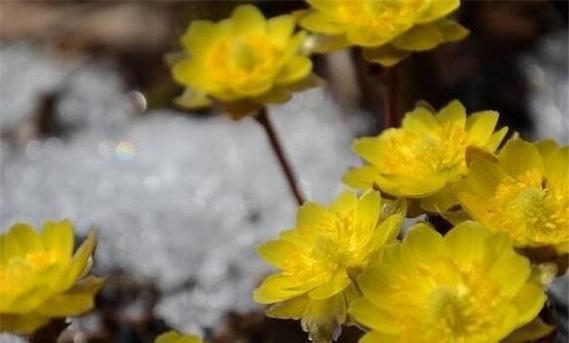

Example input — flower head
[170,5,316,119]
[343,100,508,214]
[299,0,469,66]
[457,139,569,252]
[350,221,546,343]
[253,190,404,342]
[155,331,204,343]
[0,220,102,335]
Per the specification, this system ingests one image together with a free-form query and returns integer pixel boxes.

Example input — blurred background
[0,1,567,342]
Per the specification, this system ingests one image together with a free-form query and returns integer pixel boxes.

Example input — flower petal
[0,313,50,335]
[418,0,460,23]
[40,220,74,262]
[392,22,444,51]
[308,271,350,300]
[498,139,544,178]
[231,5,266,35]
[362,45,411,67]
[436,99,466,128]
[275,56,312,86]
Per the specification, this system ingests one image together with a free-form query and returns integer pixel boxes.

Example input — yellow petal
[498,139,544,178]
[544,146,568,183]
[275,56,312,86]
[253,274,307,303]
[224,99,262,120]
[436,99,466,128]
[391,22,444,51]
[487,244,531,297]
[265,295,309,319]
[156,331,203,343]
[486,126,509,152]
[511,284,546,325]
[417,0,460,24]
[256,240,299,269]
[267,15,295,46]
[371,213,403,249]
[68,275,105,295]
[57,231,96,291]
[443,221,489,270]
[352,136,383,166]
[181,20,217,53]
[436,18,470,42]
[401,106,439,133]
[296,202,328,228]
[465,110,500,145]
[172,58,211,89]
[305,34,351,53]
[235,79,273,97]
[502,317,554,343]
[535,139,559,160]
[330,191,358,212]
[404,223,444,261]
[254,88,293,104]
[461,159,508,197]
[301,294,346,342]
[0,313,50,335]
[175,88,213,109]
[4,223,42,258]
[300,11,344,35]
[4,285,51,313]
[231,5,266,36]
[353,190,382,237]
[348,25,404,47]
[420,184,459,213]
[308,271,350,300]
[37,293,95,316]
[386,174,447,197]
[349,298,401,334]
[342,166,380,191]
[40,220,74,262]
[362,45,411,67]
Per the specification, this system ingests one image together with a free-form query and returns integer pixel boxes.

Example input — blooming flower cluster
[254,190,405,341]
[457,139,568,253]
[0,220,102,335]
[343,100,508,216]
[256,97,566,341]
[352,222,546,343]
[6,1,566,341]
[298,0,469,66]
[170,5,317,119]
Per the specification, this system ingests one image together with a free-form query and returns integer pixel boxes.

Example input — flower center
[208,35,283,88]
[383,124,468,181]
[491,170,569,246]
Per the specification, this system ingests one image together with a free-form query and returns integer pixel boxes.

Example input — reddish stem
[380,67,399,128]
[256,108,305,206]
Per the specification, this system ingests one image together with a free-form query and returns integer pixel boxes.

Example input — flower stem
[256,107,305,206]
[380,66,399,128]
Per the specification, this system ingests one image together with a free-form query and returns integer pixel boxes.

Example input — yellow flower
[343,100,508,214]
[0,220,102,335]
[350,221,546,343]
[170,5,316,119]
[253,190,404,342]
[299,0,469,66]
[155,331,204,343]
[457,139,569,252]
